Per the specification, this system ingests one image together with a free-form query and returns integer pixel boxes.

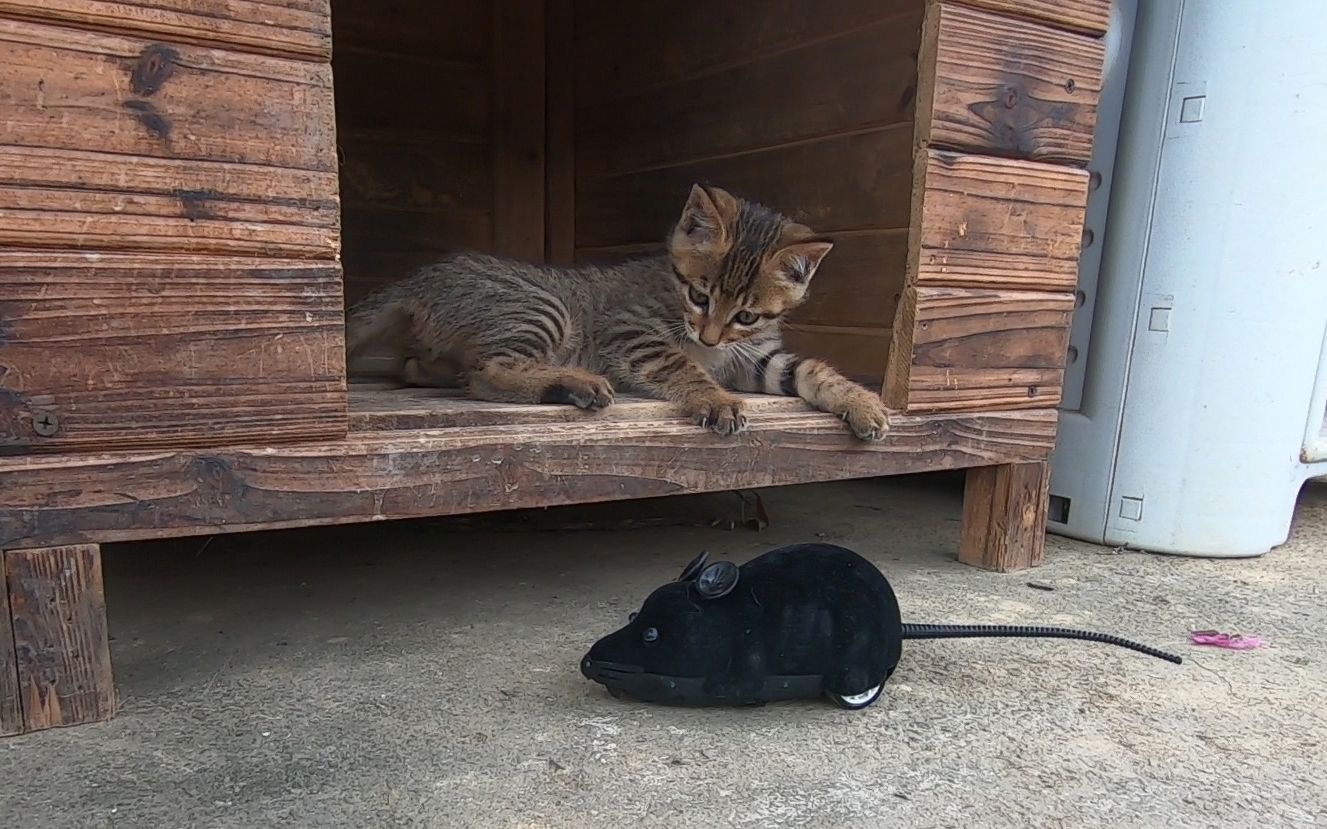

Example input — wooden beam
[917,3,1105,166]
[0,252,347,455]
[544,0,576,265]
[0,557,20,736]
[960,462,1051,571]
[951,0,1111,36]
[0,408,1059,550]
[4,544,115,731]
[888,286,1075,412]
[0,0,332,60]
[492,0,547,261]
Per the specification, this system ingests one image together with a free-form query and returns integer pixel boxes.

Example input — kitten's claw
[686,394,748,436]
[842,394,890,441]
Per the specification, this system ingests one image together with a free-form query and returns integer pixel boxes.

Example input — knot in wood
[130,44,180,97]
[1064,78,1077,94]
[1002,86,1020,109]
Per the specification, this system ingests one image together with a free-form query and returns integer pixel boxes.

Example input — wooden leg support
[960,462,1051,572]
[1,544,115,734]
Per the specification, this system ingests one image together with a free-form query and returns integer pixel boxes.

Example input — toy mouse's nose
[581,657,642,683]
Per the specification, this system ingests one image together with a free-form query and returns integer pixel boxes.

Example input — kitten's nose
[700,331,721,347]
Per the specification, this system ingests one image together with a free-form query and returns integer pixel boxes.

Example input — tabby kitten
[346,184,889,440]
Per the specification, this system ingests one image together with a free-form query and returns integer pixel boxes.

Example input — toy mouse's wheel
[828,684,883,710]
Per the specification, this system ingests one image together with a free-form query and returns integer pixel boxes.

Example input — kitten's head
[667,184,833,348]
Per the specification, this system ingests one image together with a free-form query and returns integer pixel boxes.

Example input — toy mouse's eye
[628,612,637,622]
[642,627,659,643]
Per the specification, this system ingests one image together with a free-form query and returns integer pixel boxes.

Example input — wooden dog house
[0,0,1109,734]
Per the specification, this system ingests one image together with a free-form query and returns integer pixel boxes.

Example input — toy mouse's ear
[694,561,739,600]
[678,550,710,582]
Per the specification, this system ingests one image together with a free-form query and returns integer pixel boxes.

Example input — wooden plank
[0,18,336,171]
[917,3,1104,165]
[0,252,346,454]
[782,325,892,386]
[888,286,1075,412]
[575,0,921,103]
[911,150,1089,291]
[0,409,1060,549]
[953,0,1110,36]
[348,388,815,432]
[544,0,576,265]
[340,206,494,301]
[574,13,922,179]
[0,556,20,735]
[792,230,908,329]
[0,0,332,59]
[575,127,914,248]
[491,0,546,261]
[960,462,1051,571]
[329,0,488,64]
[0,146,338,258]
[331,49,489,142]
[338,133,491,216]
[4,544,115,730]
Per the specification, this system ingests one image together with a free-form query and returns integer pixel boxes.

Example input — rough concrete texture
[2,474,1325,828]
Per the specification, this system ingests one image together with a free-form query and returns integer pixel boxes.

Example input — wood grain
[575,0,920,103]
[574,13,921,179]
[0,18,336,171]
[0,557,19,735]
[960,462,1051,571]
[954,0,1110,36]
[0,252,347,454]
[0,407,1059,549]
[4,544,115,730]
[918,3,1104,165]
[544,0,576,264]
[782,324,892,386]
[0,0,332,59]
[0,146,339,257]
[492,0,546,262]
[888,286,1075,411]
[329,0,487,64]
[575,127,914,248]
[912,150,1089,291]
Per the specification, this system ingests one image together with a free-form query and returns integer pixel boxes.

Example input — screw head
[32,411,59,436]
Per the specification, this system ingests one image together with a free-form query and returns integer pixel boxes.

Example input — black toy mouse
[581,543,1181,709]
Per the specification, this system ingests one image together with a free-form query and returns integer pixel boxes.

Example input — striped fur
[346,184,889,440]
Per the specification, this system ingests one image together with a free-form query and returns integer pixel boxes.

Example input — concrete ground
[3,474,1325,828]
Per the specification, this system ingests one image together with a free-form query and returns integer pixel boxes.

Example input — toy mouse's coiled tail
[900,623,1183,665]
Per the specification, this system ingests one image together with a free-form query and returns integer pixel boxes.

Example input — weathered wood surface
[544,0,576,265]
[0,147,339,257]
[960,461,1051,571]
[918,3,1104,165]
[0,19,336,171]
[492,0,546,261]
[0,407,1059,549]
[576,127,914,249]
[782,324,892,386]
[0,558,20,735]
[4,544,115,730]
[0,252,347,453]
[0,0,332,59]
[953,0,1111,36]
[574,14,921,180]
[889,287,1074,411]
[911,150,1090,291]
[576,0,922,103]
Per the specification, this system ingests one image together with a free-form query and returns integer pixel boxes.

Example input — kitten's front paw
[541,373,615,411]
[842,393,890,441]
[685,392,748,436]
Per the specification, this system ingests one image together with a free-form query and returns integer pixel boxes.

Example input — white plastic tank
[1049,0,1327,557]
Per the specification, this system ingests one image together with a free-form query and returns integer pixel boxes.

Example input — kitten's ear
[772,239,834,284]
[674,184,735,251]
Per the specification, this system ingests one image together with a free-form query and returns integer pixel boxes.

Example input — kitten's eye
[687,286,709,308]
[733,310,759,326]
[642,627,659,643]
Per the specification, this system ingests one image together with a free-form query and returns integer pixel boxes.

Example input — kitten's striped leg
[604,329,747,435]
[468,356,615,410]
[735,341,889,441]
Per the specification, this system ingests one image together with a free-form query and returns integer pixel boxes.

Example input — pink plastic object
[1188,630,1266,650]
